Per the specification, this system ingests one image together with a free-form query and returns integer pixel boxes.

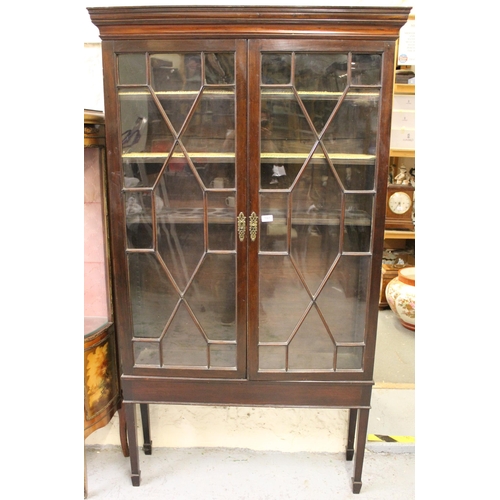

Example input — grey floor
[85,309,415,499]
[85,446,414,499]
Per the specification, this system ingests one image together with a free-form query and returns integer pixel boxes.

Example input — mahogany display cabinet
[88,6,411,493]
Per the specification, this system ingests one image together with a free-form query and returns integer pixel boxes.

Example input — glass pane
[150,54,185,91]
[128,253,178,339]
[291,148,342,294]
[295,52,348,93]
[156,153,204,292]
[260,192,288,252]
[262,53,291,84]
[210,344,237,368]
[162,302,208,367]
[205,53,235,84]
[119,50,239,372]
[344,193,373,253]
[183,53,203,91]
[261,88,314,158]
[288,307,334,370]
[259,255,309,344]
[259,345,286,371]
[351,54,382,86]
[125,191,153,250]
[119,90,152,154]
[118,53,147,85]
[334,163,375,191]
[323,89,380,156]
[184,253,237,338]
[133,341,160,366]
[207,192,235,251]
[337,346,364,370]
[316,255,370,344]
[182,88,235,155]
[123,159,165,189]
[257,51,378,375]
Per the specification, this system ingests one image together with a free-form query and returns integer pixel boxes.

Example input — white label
[261,214,273,222]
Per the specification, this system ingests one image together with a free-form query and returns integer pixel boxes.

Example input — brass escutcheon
[237,212,246,241]
[249,212,258,241]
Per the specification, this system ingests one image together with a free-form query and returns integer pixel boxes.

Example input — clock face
[388,191,412,214]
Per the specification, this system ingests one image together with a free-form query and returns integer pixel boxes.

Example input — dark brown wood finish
[89,6,411,494]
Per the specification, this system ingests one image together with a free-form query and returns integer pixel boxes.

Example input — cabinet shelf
[119,89,380,101]
[127,207,371,227]
[123,151,377,165]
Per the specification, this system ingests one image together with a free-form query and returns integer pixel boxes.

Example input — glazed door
[247,40,388,380]
[107,40,248,378]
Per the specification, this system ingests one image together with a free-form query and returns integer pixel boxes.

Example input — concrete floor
[85,446,414,499]
[85,309,415,498]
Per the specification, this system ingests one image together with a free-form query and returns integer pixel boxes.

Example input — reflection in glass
[316,255,370,344]
[259,192,288,252]
[207,192,235,251]
[335,163,375,191]
[261,88,313,156]
[351,54,382,86]
[344,193,373,253]
[125,191,153,250]
[119,91,152,154]
[295,53,348,93]
[259,255,308,344]
[323,89,380,156]
[157,154,205,289]
[205,53,235,85]
[118,53,147,85]
[262,53,291,84]
[291,152,342,294]
[128,252,178,339]
[182,88,235,154]
[184,253,237,341]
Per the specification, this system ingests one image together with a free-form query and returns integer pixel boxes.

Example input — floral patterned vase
[386,267,415,331]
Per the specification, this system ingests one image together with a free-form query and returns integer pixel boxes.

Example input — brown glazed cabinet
[88,6,410,494]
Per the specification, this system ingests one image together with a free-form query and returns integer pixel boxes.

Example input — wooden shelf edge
[384,230,415,239]
[394,83,415,94]
[390,149,415,158]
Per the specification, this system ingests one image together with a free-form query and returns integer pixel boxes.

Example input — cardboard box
[390,127,415,150]
[393,94,415,110]
[391,109,415,129]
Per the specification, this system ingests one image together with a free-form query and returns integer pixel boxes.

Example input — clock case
[385,183,414,230]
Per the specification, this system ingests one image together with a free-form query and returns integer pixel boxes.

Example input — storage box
[390,127,415,150]
[393,94,415,110]
[391,109,415,129]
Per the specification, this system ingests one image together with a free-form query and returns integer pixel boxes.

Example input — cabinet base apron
[121,377,372,494]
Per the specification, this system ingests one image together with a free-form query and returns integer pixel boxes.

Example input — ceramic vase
[386,267,415,331]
